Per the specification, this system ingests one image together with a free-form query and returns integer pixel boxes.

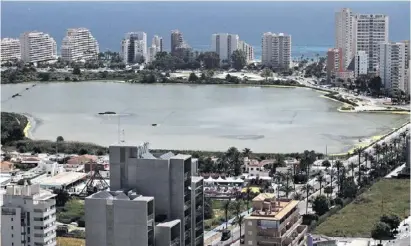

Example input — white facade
[354,51,368,77]
[211,33,239,63]
[354,14,389,72]
[147,46,157,63]
[335,8,356,69]
[379,42,406,94]
[261,32,291,69]
[60,28,99,61]
[152,35,163,52]
[238,40,254,64]
[121,32,147,64]
[1,38,21,62]
[1,183,57,246]
[20,31,57,63]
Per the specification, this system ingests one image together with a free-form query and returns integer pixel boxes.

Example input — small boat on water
[11,93,21,98]
[152,124,158,126]
[98,111,116,115]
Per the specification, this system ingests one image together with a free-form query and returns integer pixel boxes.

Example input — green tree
[38,72,50,81]
[223,200,231,229]
[198,52,220,69]
[236,214,245,242]
[231,50,247,71]
[323,186,333,198]
[56,136,64,142]
[371,222,392,246]
[302,184,314,214]
[316,172,325,195]
[242,148,252,159]
[261,68,273,82]
[204,197,214,220]
[380,214,401,233]
[342,178,358,198]
[312,195,329,216]
[322,160,331,168]
[188,72,198,82]
[72,66,81,75]
[53,188,70,207]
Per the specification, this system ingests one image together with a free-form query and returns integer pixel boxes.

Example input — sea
[1,1,410,60]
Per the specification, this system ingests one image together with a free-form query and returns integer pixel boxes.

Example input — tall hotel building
[61,28,99,61]
[335,8,356,70]
[121,32,148,64]
[20,31,57,63]
[148,35,163,63]
[211,33,239,62]
[239,40,255,63]
[326,48,343,82]
[1,182,57,246]
[171,30,184,55]
[335,8,389,73]
[85,142,204,246]
[379,42,407,94]
[261,32,291,69]
[1,38,21,62]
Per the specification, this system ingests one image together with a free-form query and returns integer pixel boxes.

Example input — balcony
[170,237,180,246]
[33,215,56,227]
[147,213,154,222]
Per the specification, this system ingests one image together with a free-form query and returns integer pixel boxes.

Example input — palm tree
[349,162,357,179]
[236,214,245,242]
[242,148,252,159]
[301,184,314,214]
[223,199,231,229]
[335,160,344,194]
[374,144,382,165]
[293,192,302,200]
[245,185,252,212]
[316,172,325,195]
[355,147,364,183]
[364,152,369,170]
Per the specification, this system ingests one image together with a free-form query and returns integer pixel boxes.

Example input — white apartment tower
[261,32,291,69]
[121,32,148,64]
[61,28,99,61]
[335,8,356,70]
[211,33,240,63]
[152,35,163,53]
[20,31,57,63]
[354,51,368,77]
[379,42,406,94]
[355,14,389,72]
[238,40,254,64]
[1,38,21,62]
[1,182,57,246]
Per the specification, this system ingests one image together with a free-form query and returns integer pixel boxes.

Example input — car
[221,229,231,241]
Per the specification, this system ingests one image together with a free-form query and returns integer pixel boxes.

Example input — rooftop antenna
[120,129,125,143]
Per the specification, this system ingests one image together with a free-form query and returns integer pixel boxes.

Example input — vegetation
[57,237,85,246]
[1,112,28,145]
[11,139,108,155]
[324,92,358,107]
[315,179,410,237]
[230,50,247,71]
[57,199,85,226]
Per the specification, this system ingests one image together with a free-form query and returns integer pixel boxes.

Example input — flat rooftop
[157,219,180,228]
[247,193,299,220]
[35,172,87,187]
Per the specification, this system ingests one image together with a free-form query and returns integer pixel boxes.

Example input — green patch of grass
[315,179,410,237]
[57,237,85,246]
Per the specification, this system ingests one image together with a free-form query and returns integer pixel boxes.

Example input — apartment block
[61,28,99,61]
[155,220,181,246]
[85,190,155,246]
[171,30,184,55]
[261,32,291,69]
[379,42,406,94]
[239,40,255,64]
[354,51,368,78]
[1,38,21,63]
[108,142,204,246]
[121,32,148,64]
[326,48,343,82]
[152,35,163,53]
[211,33,240,62]
[243,193,306,246]
[20,31,57,63]
[354,14,389,72]
[335,8,356,69]
[1,182,57,246]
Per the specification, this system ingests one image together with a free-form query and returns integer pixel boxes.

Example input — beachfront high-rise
[326,48,343,82]
[354,51,368,78]
[261,32,291,69]
[335,9,389,73]
[60,28,99,62]
[211,33,240,62]
[171,30,184,55]
[103,142,204,246]
[1,182,57,246]
[335,8,356,70]
[1,38,21,63]
[120,32,148,64]
[238,40,255,64]
[354,13,389,72]
[20,31,57,63]
[379,42,407,95]
[152,35,163,53]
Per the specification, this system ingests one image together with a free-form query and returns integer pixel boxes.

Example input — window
[11,218,13,221]
[248,221,253,226]
[28,237,31,242]
[248,241,253,245]
[12,234,13,238]
[11,226,13,229]
[248,231,253,235]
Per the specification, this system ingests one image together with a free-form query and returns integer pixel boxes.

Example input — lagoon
[1,82,408,153]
